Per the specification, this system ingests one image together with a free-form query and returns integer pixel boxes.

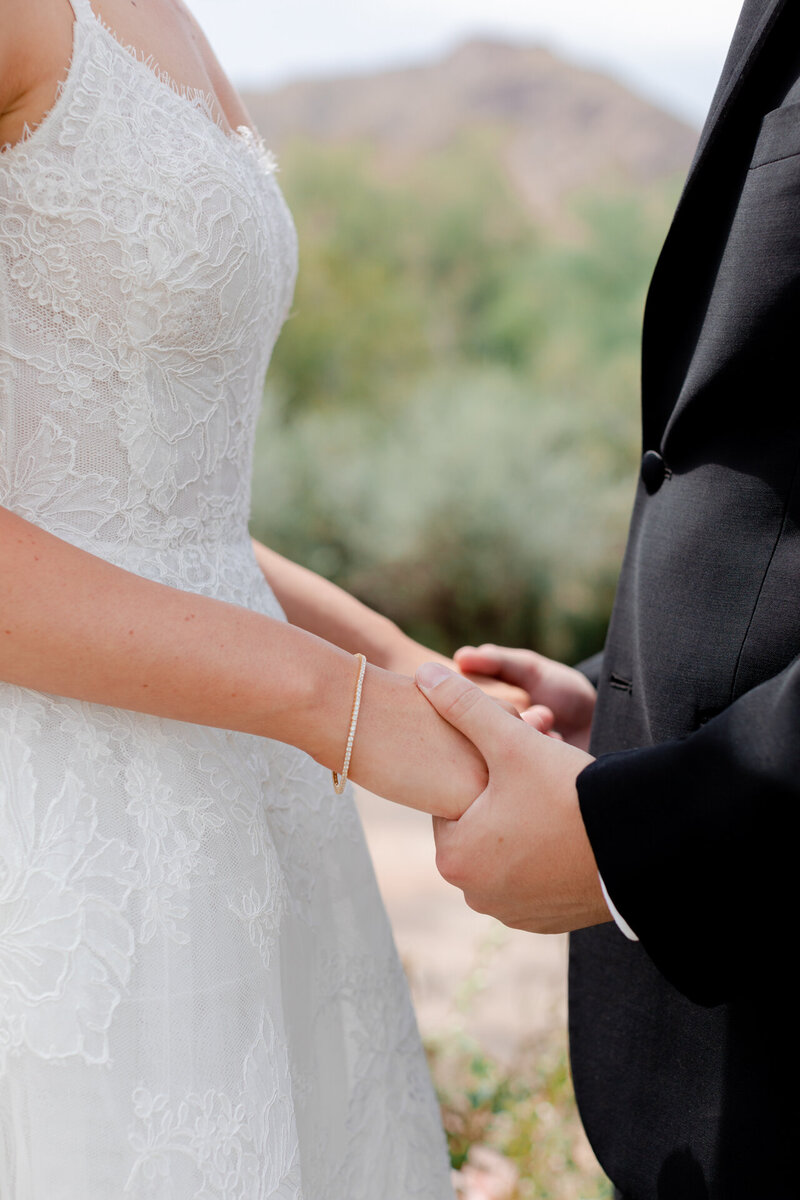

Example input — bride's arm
[250,538,448,674]
[0,506,485,816]
[251,538,531,706]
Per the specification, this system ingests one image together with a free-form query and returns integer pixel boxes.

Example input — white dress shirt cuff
[599,873,639,941]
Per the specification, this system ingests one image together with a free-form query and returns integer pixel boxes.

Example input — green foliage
[427,1027,613,1198]
[251,137,678,660]
[252,368,634,660]
[270,143,434,415]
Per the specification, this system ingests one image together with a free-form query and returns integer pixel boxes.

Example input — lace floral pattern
[126,1015,301,1199]
[0,701,137,1072]
[0,0,294,548]
[0,1,454,1195]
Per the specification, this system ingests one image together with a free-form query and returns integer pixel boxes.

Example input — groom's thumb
[416,662,509,756]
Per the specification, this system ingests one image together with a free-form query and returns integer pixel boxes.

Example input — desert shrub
[427,1027,613,1199]
[251,366,635,661]
[251,140,677,660]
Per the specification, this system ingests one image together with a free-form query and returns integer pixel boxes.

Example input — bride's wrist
[380,633,452,679]
[347,666,488,817]
[266,631,362,770]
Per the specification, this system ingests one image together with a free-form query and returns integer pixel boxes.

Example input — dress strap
[68,0,95,22]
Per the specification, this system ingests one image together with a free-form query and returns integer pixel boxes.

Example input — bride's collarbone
[84,0,252,135]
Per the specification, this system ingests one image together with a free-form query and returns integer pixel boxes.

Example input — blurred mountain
[242,38,698,222]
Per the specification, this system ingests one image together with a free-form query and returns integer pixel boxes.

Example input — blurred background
[194,0,741,669]
[190,3,741,1195]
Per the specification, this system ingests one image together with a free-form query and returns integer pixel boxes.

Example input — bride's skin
[0,0,529,818]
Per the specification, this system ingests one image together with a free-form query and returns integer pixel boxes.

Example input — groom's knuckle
[443,680,482,723]
[523,653,543,683]
[526,917,552,934]
[435,842,464,885]
[506,734,525,762]
[464,889,490,916]
[498,726,523,762]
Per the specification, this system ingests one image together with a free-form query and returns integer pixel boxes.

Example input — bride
[0,0,529,1196]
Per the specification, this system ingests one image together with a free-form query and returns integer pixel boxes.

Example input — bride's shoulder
[0,0,75,147]
[174,0,255,135]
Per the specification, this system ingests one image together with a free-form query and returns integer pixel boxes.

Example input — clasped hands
[416,646,611,934]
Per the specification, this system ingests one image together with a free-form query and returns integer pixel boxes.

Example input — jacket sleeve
[576,652,800,1006]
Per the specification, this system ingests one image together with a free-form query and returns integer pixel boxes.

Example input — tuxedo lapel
[640,0,787,448]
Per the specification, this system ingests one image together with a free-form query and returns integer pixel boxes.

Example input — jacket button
[641,450,667,494]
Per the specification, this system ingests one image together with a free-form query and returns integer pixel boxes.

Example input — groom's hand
[416,663,611,934]
[454,644,596,751]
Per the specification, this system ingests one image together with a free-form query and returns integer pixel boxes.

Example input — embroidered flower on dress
[0,707,137,1070]
[126,1015,301,1199]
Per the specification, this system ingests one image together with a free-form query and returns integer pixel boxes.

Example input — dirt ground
[355,788,569,1058]
[355,789,612,1196]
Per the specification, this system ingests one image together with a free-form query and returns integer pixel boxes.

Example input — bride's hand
[343,664,489,820]
[460,672,531,718]
[382,636,531,715]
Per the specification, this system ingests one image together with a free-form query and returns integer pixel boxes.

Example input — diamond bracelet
[332,653,367,795]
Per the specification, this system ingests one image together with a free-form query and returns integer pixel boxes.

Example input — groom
[416,1,800,1196]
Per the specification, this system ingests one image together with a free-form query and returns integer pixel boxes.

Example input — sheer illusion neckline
[1,0,259,159]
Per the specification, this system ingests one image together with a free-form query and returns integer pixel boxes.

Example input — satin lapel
[641,0,787,448]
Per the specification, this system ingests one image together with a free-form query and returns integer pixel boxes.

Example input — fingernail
[416,662,453,691]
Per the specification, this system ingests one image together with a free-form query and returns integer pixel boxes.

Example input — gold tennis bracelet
[332,653,367,795]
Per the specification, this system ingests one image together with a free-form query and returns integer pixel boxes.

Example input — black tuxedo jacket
[570,2,800,1196]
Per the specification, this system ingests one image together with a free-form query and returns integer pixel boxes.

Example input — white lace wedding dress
[0,2,454,1196]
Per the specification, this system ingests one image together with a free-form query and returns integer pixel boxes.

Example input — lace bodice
[0,0,297,569]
